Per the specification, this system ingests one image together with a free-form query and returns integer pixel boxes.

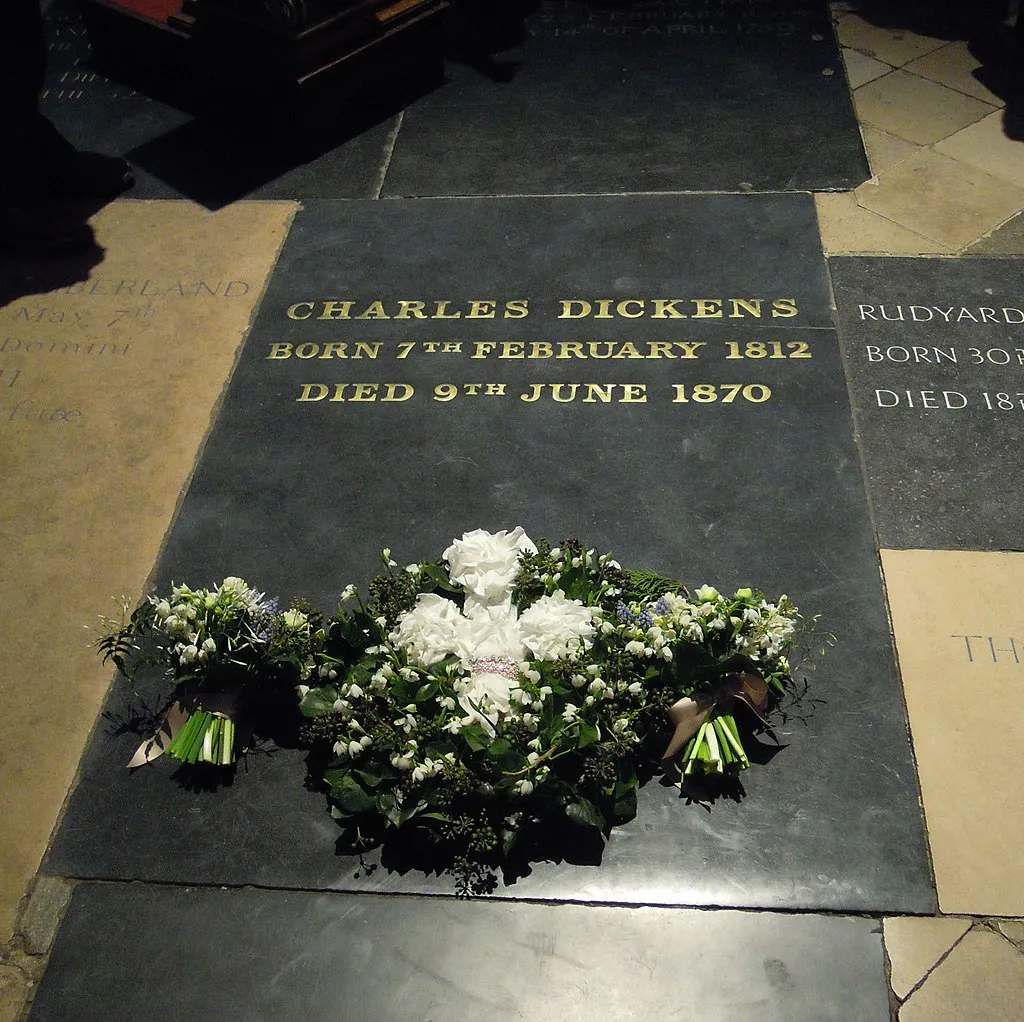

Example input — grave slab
[28,883,893,1022]
[829,256,1024,551]
[0,198,294,942]
[382,0,869,195]
[46,194,934,913]
[41,1,396,205]
[882,549,1024,917]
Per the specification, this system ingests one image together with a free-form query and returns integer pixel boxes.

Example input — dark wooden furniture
[81,0,448,132]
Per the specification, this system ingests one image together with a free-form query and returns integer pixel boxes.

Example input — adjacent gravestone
[28,883,894,1022]
[384,0,869,195]
[830,256,1024,551]
[46,195,933,913]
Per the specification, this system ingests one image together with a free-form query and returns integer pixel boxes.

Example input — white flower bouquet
[297,528,803,894]
[99,578,316,768]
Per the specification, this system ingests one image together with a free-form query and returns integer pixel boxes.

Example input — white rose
[453,602,525,663]
[391,593,462,666]
[443,527,537,605]
[518,590,596,661]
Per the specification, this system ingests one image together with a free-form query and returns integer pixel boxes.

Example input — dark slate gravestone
[382,0,869,195]
[46,195,934,914]
[830,256,1024,551]
[29,883,893,1022]
[40,1,396,205]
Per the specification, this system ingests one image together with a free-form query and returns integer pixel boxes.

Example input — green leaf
[459,724,491,752]
[422,563,460,593]
[354,762,389,788]
[565,798,605,831]
[329,773,375,814]
[415,681,438,703]
[577,723,600,749]
[376,791,403,828]
[299,686,339,717]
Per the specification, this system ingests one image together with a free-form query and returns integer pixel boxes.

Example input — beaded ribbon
[467,655,520,681]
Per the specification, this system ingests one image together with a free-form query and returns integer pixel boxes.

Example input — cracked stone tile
[19,878,72,956]
[994,919,1024,945]
[884,916,973,1000]
[963,210,1024,255]
[899,929,1024,1021]
[860,125,920,176]
[843,48,894,89]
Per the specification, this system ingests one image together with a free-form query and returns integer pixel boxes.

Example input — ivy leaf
[376,791,403,828]
[329,772,375,814]
[460,724,491,752]
[577,723,600,749]
[354,761,389,788]
[415,681,438,703]
[299,686,339,718]
[422,563,461,593]
[565,798,605,831]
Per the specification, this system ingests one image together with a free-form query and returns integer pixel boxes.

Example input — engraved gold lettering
[616,300,645,318]
[317,301,352,320]
[287,302,314,320]
[433,301,461,319]
[395,300,427,319]
[558,300,592,319]
[652,299,686,318]
[691,299,722,318]
[467,300,497,318]
[355,301,390,320]
[771,298,798,318]
[728,298,762,318]
[504,299,530,318]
